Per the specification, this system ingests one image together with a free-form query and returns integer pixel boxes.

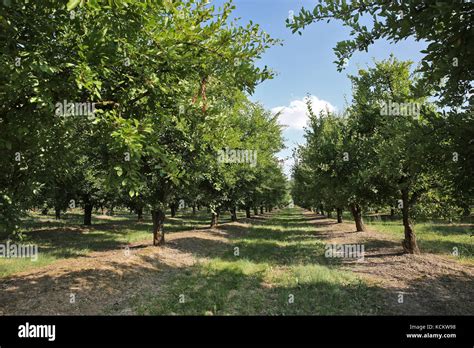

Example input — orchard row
[292,58,472,254]
[0,0,288,245]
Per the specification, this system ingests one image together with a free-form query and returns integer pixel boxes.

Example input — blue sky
[216,0,427,175]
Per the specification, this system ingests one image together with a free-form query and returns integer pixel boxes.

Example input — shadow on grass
[385,273,474,315]
[424,224,472,237]
[418,239,473,258]
[3,212,216,261]
[14,227,129,254]
[134,258,474,315]
[134,261,386,315]
[2,208,473,315]
[0,252,180,315]
[166,221,336,267]
[220,224,317,240]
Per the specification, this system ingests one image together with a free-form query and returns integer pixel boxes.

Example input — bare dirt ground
[0,228,231,315]
[1,210,472,315]
[302,210,474,315]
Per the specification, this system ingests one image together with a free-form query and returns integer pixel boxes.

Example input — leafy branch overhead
[287,0,473,107]
[0,0,288,246]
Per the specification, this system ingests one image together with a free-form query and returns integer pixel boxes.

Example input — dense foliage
[288,0,473,108]
[292,57,473,254]
[0,0,289,244]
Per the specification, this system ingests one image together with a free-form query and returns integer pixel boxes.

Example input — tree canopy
[287,0,473,108]
[0,0,289,243]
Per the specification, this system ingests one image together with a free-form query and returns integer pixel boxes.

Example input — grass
[133,209,386,315]
[0,208,240,278]
[2,207,471,315]
[336,211,473,262]
[363,220,473,262]
[133,259,382,315]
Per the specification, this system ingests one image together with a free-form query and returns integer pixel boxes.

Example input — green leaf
[115,166,123,177]
[67,0,81,11]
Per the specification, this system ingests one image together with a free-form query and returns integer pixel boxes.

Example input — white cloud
[271,95,336,130]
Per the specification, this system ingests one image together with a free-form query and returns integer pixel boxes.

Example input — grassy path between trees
[0,208,472,315]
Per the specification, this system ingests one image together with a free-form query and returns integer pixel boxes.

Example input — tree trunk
[327,209,332,218]
[260,205,264,214]
[152,209,165,246]
[390,207,395,218]
[253,207,258,215]
[84,202,93,225]
[54,207,61,220]
[170,203,176,218]
[462,205,470,217]
[401,189,420,254]
[245,207,251,218]
[350,203,366,232]
[41,207,48,215]
[336,208,343,223]
[230,207,237,221]
[136,207,143,221]
[192,204,196,215]
[210,211,219,227]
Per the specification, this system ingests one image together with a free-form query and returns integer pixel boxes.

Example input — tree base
[402,239,420,254]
